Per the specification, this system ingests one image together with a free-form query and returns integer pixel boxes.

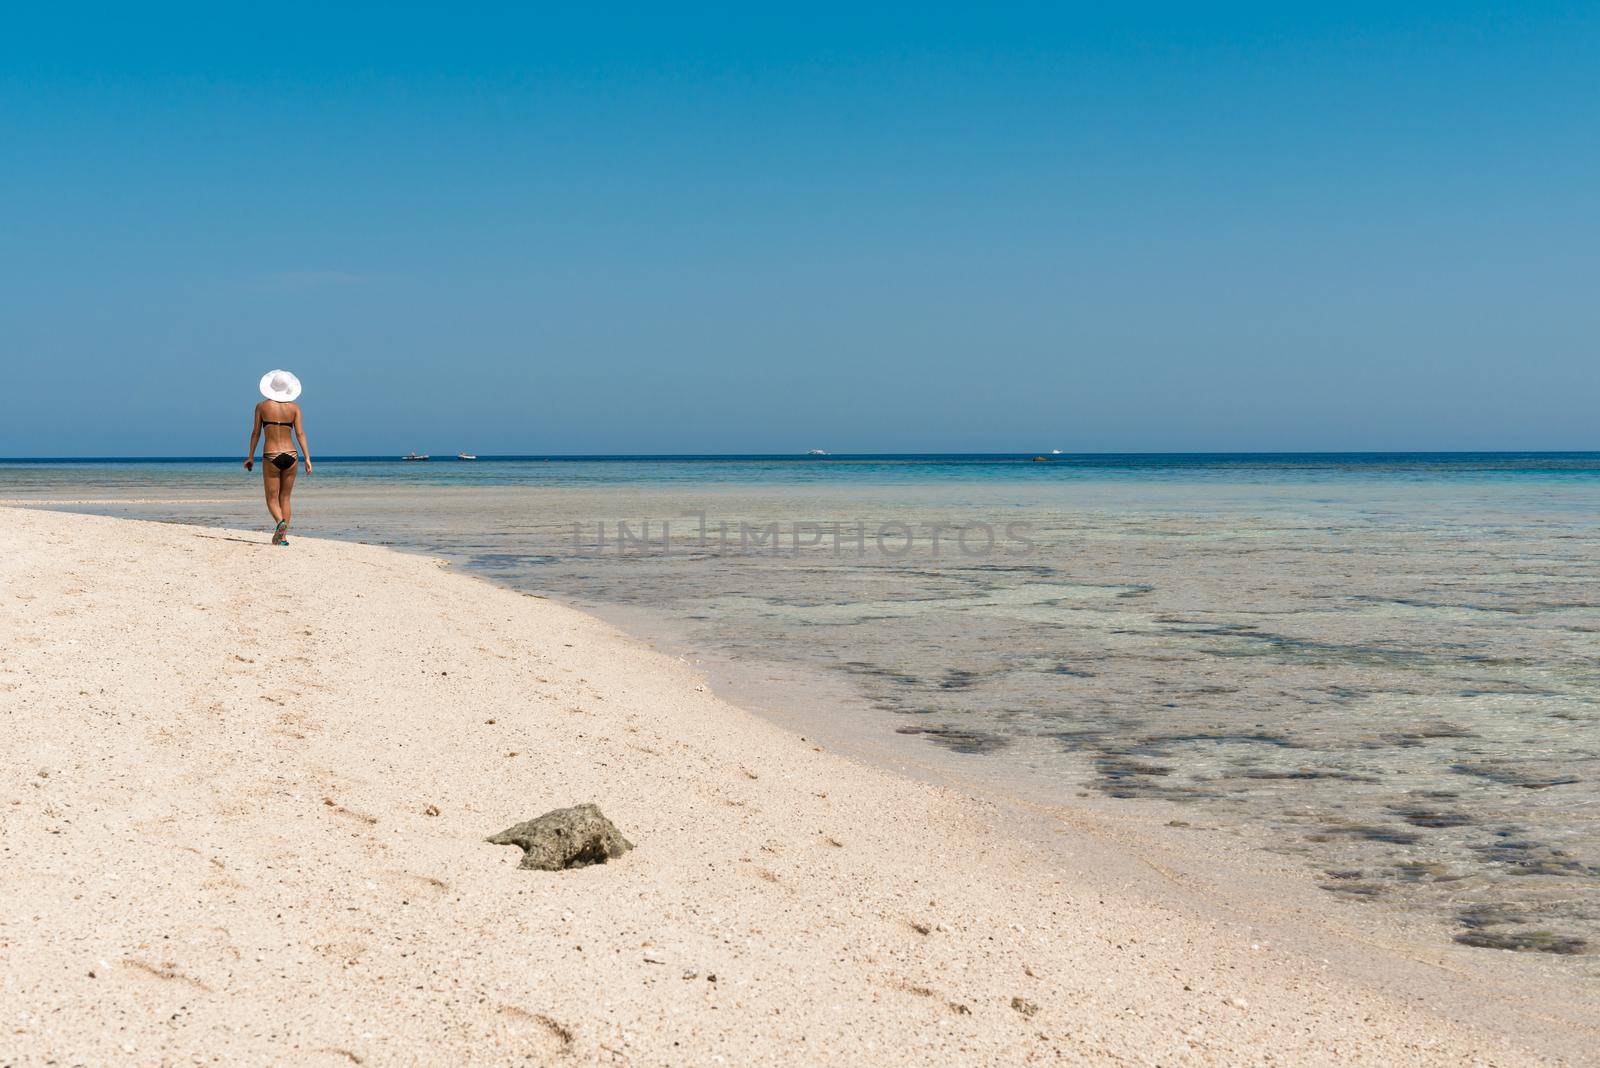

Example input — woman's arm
[245,408,261,470]
[295,408,312,474]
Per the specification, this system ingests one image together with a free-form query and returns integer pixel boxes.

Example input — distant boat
[806,449,828,456]
[402,452,430,461]
[1031,455,1052,462]
[1051,449,1062,454]
[456,452,477,461]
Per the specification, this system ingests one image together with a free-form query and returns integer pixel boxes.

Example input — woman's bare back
[257,400,301,453]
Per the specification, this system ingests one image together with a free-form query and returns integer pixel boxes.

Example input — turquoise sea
[7,453,1600,956]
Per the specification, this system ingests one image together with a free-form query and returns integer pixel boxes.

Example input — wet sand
[1,507,1593,1064]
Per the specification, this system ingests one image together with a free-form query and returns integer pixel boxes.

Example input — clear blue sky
[2,3,1596,455]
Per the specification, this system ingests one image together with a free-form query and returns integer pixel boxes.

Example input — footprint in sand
[321,797,378,826]
[312,940,370,967]
[496,1006,574,1054]
[379,871,451,896]
[122,958,212,992]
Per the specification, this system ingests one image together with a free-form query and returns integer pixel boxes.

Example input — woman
[244,370,313,545]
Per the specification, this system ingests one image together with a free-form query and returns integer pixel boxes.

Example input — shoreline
[2,507,1593,1063]
[574,593,1600,1001]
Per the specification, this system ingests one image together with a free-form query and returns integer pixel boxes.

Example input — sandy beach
[1,506,1592,1065]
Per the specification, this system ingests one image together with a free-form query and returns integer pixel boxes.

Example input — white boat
[1051,449,1062,454]
[457,453,477,461]
[806,449,828,456]
[402,452,430,461]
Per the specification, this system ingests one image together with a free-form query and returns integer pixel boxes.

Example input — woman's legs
[277,462,299,534]
[262,464,284,526]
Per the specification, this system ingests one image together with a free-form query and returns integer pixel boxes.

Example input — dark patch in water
[1387,805,1474,829]
[1453,930,1588,954]
[1320,881,1387,898]
[1457,903,1530,929]
[1450,763,1580,789]
[1192,629,1538,670]
[1234,767,1379,783]
[1119,731,1306,756]
[951,564,1057,578]
[1190,629,1437,666]
[1350,594,1523,616]
[1469,838,1599,877]
[937,669,982,691]
[1086,755,1223,801]
[842,661,923,688]
[1382,722,1476,747]
[1050,664,1095,678]
[894,724,1011,755]
[1095,757,1173,780]
[1394,861,1458,882]
[1311,823,1423,845]
[1048,728,1117,750]
[1456,682,1553,697]
[1099,782,1222,802]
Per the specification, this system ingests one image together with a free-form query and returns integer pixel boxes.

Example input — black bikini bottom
[267,452,297,471]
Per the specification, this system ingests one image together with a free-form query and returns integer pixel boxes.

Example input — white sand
[1,508,1590,1065]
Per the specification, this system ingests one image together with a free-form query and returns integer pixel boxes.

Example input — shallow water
[7,454,1600,955]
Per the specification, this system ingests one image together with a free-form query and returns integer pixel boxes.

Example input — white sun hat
[259,369,302,402]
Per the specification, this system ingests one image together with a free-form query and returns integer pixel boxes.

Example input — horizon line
[3,450,1599,463]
